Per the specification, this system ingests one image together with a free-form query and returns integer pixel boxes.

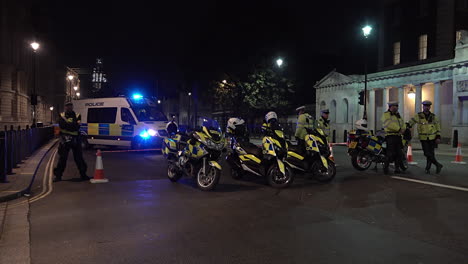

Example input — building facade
[315,0,468,144]
[0,1,62,127]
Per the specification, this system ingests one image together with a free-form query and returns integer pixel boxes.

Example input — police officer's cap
[321,109,330,114]
[296,106,306,112]
[422,100,432,106]
[65,101,73,106]
[387,101,399,107]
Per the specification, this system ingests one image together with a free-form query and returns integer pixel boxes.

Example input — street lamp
[30,42,40,127]
[73,86,78,91]
[276,58,283,67]
[361,25,373,120]
[49,106,54,124]
[67,75,74,81]
[76,92,80,98]
[222,80,227,84]
[157,100,161,104]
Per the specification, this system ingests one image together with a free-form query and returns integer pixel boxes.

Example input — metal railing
[0,125,54,183]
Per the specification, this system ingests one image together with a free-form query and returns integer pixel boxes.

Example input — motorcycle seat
[239,141,263,158]
[288,144,305,155]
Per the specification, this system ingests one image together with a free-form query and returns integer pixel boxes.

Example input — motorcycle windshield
[197,118,222,142]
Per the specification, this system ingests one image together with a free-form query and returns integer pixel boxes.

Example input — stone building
[315,0,468,144]
[0,1,62,128]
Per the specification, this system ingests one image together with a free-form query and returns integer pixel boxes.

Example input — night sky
[37,0,379,103]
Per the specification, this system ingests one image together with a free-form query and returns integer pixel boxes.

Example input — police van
[73,95,168,149]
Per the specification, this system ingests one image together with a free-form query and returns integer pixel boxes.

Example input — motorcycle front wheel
[312,159,336,183]
[267,164,294,189]
[196,165,221,191]
[351,151,373,171]
[167,163,182,182]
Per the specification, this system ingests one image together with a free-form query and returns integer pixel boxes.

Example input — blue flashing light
[139,131,150,139]
[133,94,143,100]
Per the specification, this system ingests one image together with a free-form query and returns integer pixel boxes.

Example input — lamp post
[67,75,74,102]
[30,42,40,127]
[76,92,80,98]
[49,106,54,124]
[188,92,192,129]
[362,25,372,120]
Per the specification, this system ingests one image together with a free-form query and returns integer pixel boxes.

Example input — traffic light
[358,91,365,105]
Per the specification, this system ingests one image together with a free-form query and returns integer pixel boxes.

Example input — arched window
[330,100,337,123]
[342,98,349,123]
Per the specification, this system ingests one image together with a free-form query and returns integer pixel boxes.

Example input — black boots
[425,160,432,174]
[383,161,389,175]
[435,163,443,174]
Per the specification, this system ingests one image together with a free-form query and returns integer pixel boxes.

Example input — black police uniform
[53,110,88,181]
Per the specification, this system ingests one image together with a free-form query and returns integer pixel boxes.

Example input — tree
[241,68,294,112]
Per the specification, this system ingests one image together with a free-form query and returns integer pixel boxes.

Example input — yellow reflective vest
[295,113,314,140]
[317,117,330,140]
[408,112,440,141]
[59,112,81,136]
[381,111,406,136]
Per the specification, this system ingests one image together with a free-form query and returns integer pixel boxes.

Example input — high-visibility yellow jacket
[59,112,81,136]
[408,112,441,140]
[295,113,314,140]
[381,111,406,136]
[317,117,330,140]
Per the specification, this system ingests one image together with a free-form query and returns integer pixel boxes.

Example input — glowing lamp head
[76,92,80,97]
[408,88,416,99]
[276,58,283,67]
[73,86,78,91]
[30,42,40,51]
[362,25,372,38]
[67,75,74,81]
[49,106,54,111]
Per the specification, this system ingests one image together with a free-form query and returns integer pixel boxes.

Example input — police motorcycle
[163,118,226,191]
[347,119,411,171]
[285,126,336,182]
[225,113,294,188]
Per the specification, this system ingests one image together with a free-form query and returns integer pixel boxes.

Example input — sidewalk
[0,139,58,203]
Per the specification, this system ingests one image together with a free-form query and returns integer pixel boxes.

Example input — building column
[382,87,389,108]
[369,89,376,132]
[415,84,422,113]
[398,86,405,119]
[434,81,442,116]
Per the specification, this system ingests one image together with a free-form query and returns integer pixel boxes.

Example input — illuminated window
[393,42,401,65]
[456,30,462,42]
[418,34,428,60]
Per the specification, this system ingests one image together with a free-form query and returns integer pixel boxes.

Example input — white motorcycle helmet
[265,111,278,123]
[355,119,368,130]
[226,117,245,134]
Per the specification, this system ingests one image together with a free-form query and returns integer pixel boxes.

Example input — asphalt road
[18,146,468,263]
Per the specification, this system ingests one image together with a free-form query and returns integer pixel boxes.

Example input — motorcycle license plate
[349,141,358,149]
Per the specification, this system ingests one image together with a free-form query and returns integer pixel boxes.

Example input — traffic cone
[451,143,467,164]
[406,144,418,165]
[329,143,335,162]
[90,149,109,183]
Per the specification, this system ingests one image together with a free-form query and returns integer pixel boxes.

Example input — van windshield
[132,106,168,122]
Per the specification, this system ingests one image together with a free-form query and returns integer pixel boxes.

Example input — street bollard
[16,126,22,164]
[0,132,7,182]
[343,130,348,143]
[332,130,336,143]
[6,130,13,175]
[453,130,458,148]
[10,126,18,169]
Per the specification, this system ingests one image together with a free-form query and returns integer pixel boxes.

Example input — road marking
[101,148,161,153]
[30,149,57,203]
[391,176,468,192]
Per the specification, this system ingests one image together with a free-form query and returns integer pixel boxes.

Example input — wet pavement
[6,145,468,263]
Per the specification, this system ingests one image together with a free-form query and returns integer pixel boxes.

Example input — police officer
[166,116,178,136]
[294,106,313,149]
[408,100,443,174]
[381,101,406,174]
[317,109,331,142]
[53,102,88,182]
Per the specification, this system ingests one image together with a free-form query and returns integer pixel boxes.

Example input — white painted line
[391,176,468,192]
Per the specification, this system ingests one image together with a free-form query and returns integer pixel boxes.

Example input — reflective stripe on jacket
[408,112,440,141]
[381,111,405,136]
